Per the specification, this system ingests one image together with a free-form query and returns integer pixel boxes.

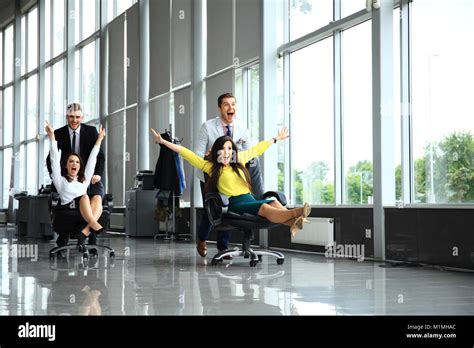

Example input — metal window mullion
[334,28,342,205]
[400,0,412,205]
[278,9,371,57]
[66,0,75,103]
[13,2,22,193]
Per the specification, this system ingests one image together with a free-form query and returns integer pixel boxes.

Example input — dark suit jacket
[153,132,181,193]
[46,124,105,177]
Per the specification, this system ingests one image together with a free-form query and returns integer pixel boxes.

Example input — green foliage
[290,132,472,205]
[293,161,334,205]
[427,131,474,203]
[414,157,427,203]
[345,160,373,204]
[291,0,312,14]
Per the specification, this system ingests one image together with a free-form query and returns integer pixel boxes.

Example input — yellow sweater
[180,140,272,197]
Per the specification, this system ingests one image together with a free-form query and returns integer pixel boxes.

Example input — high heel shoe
[302,202,311,219]
[290,216,305,237]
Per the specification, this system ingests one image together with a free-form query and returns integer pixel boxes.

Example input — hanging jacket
[174,152,186,194]
[153,132,181,194]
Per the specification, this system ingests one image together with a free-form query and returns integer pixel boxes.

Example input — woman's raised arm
[150,128,183,153]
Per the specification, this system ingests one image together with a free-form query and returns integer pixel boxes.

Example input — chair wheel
[249,260,258,267]
[211,258,222,266]
[109,251,115,258]
[258,255,263,261]
[82,253,89,261]
[277,258,284,265]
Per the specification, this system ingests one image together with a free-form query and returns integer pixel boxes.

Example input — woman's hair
[61,153,86,183]
[204,136,252,194]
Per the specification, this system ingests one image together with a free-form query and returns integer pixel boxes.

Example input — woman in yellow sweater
[150,127,310,235]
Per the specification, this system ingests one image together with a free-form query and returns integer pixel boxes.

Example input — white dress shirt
[50,140,99,205]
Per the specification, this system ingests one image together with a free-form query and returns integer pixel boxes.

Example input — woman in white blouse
[45,120,106,248]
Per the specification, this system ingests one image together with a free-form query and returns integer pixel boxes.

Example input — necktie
[72,131,77,153]
[225,125,232,137]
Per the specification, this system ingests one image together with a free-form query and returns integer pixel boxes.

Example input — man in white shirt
[194,93,264,257]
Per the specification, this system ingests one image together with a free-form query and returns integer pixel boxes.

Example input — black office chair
[204,191,286,267]
[48,192,115,262]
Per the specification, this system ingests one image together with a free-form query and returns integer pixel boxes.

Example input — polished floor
[0,225,473,316]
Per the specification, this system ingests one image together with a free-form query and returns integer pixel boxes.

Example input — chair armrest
[104,193,114,210]
[50,192,60,208]
[262,191,287,206]
[205,192,229,207]
[204,192,229,227]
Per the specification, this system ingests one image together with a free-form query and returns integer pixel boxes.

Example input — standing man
[46,102,105,248]
[194,92,264,257]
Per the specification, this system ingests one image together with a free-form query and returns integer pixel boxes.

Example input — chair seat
[219,211,279,231]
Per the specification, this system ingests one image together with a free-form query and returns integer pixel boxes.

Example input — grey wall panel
[205,71,233,120]
[149,0,170,98]
[107,112,125,205]
[108,14,125,114]
[126,4,139,106]
[174,87,191,202]
[125,106,138,190]
[235,0,261,63]
[207,0,233,74]
[0,1,14,28]
[171,0,192,87]
[149,95,170,172]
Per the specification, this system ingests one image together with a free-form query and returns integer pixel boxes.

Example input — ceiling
[0,0,13,12]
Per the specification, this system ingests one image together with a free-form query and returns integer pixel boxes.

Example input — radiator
[291,217,334,246]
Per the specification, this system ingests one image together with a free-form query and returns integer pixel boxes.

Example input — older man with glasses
[46,103,106,249]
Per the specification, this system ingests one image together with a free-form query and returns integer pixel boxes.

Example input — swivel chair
[204,191,286,267]
[48,192,116,262]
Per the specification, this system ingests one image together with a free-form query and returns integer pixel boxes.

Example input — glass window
[75,0,98,44]
[21,16,26,75]
[3,87,13,145]
[81,41,98,122]
[27,74,38,139]
[290,0,333,41]
[20,80,26,142]
[45,66,51,123]
[277,57,286,193]
[235,66,260,142]
[27,8,38,72]
[18,145,25,192]
[0,31,3,84]
[4,25,14,84]
[341,0,367,18]
[52,60,65,128]
[3,148,12,208]
[411,0,474,204]
[42,138,51,188]
[290,38,334,205]
[45,0,51,61]
[26,142,37,194]
[53,0,65,57]
[342,21,373,204]
[247,65,260,142]
[116,0,136,16]
[393,8,401,202]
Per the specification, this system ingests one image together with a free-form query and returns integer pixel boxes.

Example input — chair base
[211,247,284,267]
[49,242,115,262]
